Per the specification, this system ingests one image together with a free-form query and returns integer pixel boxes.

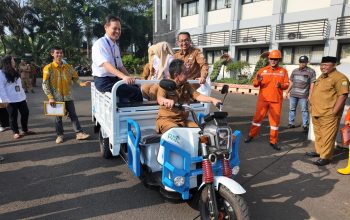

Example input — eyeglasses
[269,58,279,61]
[177,39,191,43]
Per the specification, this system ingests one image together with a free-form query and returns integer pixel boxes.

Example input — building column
[324,0,345,56]
[229,0,240,61]
[270,0,285,50]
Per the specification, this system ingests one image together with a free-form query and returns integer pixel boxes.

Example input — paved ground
[0,78,349,220]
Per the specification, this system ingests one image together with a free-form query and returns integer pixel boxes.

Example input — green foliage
[210,60,223,82]
[0,0,153,65]
[122,54,145,75]
[226,61,250,75]
[250,58,268,82]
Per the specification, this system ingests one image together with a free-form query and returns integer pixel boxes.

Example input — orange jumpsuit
[248,65,289,144]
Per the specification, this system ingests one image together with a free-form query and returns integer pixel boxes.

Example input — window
[242,0,268,4]
[208,0,231,11]
[161,0,167,20]
[281,45,324,64]
[238,48,268,64]
[340,44,350,61]
[182,1,199,17]
[206,49,228,64]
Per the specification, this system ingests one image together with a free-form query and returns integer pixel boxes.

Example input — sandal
[22,130,36,135]
[13,133,22,139]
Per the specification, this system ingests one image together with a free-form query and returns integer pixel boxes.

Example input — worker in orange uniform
[337,107,350,174]
[244,50,289,150]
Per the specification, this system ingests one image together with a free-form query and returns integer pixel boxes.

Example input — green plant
[122,54,144,75]
[216,77,250,85]
[210,60,223,82]
[226,61,250,79]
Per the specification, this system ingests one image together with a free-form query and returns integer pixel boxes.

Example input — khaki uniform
[19,63,32,92]
[310,69,349,159]
[174,47,208,88]
[156,82,200,133]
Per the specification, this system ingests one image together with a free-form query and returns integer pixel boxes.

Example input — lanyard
[104,37,118,68]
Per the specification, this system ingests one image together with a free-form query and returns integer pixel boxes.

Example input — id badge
[15,85,20,92]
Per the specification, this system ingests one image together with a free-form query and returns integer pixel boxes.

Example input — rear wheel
[199,185,249,220]
[99,130,112,159]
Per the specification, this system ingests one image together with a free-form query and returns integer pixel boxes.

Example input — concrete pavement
[0,78,349,220]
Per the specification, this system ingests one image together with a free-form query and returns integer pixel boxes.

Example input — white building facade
[153,0,350,76]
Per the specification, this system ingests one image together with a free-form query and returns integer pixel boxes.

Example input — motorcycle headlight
[216,127,232,150]
[232,166,240,175]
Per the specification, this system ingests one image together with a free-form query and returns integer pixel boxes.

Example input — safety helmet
[268,50,282,59]
[299,55,309,63]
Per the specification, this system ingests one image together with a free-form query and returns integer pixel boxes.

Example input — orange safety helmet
[268,50,282,59]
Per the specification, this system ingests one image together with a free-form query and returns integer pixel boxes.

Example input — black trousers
[94,76,143,103]
[6,100,29,134]
[0,108,9,127]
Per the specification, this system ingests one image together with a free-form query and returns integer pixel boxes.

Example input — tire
[199,185,249,220]
[99,130,112,159]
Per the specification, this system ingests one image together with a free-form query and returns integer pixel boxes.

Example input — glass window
[188,1,198,16]
[310,46,323,64]
[209,0,216,11]
[216,0,226,9]
[248,49,261,64]
[282,48,293,64]
[182,3,188,17]
[239,50,248,62]
[214,50,222,63]
[340,44,350,61]
[293,46,311,64]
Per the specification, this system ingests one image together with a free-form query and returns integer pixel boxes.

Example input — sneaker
[0,155,4,162]
[76,132,90,140]
[288,124,295,129]
[56,135,64,144]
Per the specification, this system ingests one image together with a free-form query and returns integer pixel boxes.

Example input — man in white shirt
[92,15,143,103]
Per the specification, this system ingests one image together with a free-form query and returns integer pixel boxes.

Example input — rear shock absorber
[222,158,232,178]
[202,159,214,183]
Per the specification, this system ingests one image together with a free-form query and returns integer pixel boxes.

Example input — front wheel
[199,185,249,220]
[99,130,112,159]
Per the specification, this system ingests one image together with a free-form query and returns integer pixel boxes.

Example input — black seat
[140,129,162,144]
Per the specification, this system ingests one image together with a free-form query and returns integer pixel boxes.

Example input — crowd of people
[0,14,349,174]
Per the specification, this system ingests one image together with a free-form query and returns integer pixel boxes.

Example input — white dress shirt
[0,70,26,103]
[92,34,124,77]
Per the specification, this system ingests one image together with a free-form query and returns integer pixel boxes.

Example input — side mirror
[159,79,176,91]
[221,85,229,94]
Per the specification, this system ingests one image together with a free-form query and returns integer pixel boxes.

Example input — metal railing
[231,26,271,43]
[191,31,230,46]
[275,19,328,40]
[336,16,350,36]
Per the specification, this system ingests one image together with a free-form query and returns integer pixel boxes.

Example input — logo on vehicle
[167,133,180,145]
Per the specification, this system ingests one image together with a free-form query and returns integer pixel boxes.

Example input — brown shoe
[56,135,64,144]
[76,132,90,140]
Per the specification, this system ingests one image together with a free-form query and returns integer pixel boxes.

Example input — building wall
[285,0,332,13]
[153,0,350,72]
[180,14,200,30]
[241,0,273,20]
[207,8,231,25]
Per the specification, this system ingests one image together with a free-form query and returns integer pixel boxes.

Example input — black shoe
[25,90,28,93]
[270,143,281,151]
[244,136,253,143]
[305,151,320,157]
[313,158,330,166]
[303,126,309,132]
[288,124,295,129]
[31,90,35,93]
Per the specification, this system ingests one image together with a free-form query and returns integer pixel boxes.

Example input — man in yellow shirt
[42,46,90,144]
